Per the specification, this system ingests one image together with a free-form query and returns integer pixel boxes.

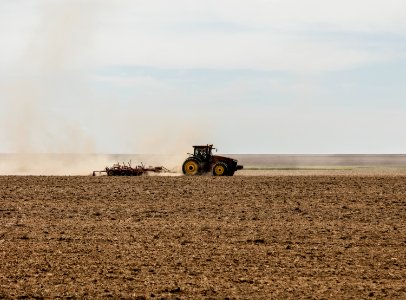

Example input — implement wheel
[212,162,228,176]
[182,158,200,176]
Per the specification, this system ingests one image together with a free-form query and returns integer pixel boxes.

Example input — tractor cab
[192,144,215,161]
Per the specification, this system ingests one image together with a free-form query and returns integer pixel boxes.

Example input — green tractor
[182,144,243,176]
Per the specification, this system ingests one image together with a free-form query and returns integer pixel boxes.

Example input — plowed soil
[1,176,405,299]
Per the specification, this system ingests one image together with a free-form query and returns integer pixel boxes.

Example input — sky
[0,0,406,154]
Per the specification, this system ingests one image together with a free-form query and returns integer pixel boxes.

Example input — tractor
[182,144,243,176]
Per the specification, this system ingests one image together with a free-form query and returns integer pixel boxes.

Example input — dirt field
[1,175,405,299]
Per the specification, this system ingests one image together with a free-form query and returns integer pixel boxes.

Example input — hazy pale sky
[0,0,405,154]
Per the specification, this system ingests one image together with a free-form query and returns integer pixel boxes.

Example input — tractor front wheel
[182,158,201,175]
[212,162,228,176]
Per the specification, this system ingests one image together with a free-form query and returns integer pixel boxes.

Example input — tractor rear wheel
[212,162,228,176]
[183,158,201,175]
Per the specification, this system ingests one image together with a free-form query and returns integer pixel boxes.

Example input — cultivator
[92,162,169,176]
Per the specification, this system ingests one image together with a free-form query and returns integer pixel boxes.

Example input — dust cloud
[1,1,105,175]
[0,154,110,176]
[131,126,213,173]
[1,1,213,175]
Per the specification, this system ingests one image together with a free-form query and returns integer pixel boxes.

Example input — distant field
[231,154,406,176]
[230,154,406,168]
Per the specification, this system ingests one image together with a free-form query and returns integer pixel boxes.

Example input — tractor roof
[193,144,213,148]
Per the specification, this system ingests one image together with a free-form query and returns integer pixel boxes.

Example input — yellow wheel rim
[184,161,199,175]
[214,165,225,175]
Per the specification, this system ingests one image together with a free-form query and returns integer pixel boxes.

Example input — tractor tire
[107,170,114,176]
[182,158,201,176]
[212,162,228,176]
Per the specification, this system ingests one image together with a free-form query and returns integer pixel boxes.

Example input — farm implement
[93,162,169,176]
